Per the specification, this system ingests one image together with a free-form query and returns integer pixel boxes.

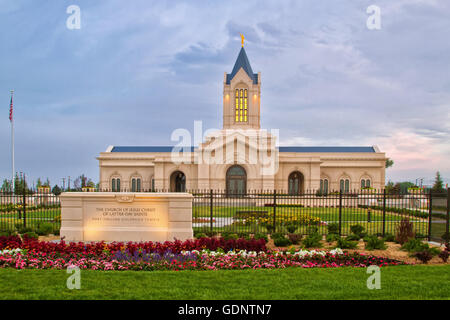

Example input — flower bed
[0,235,267,255]
[0,236,404,271]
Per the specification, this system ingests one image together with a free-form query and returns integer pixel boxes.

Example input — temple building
[97,43,386,194]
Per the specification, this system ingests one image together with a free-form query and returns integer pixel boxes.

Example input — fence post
[209,189,213,234]
[23,174,26,228]
[338,190,342,236]
[428,191,433,241]
[382,189,386,236]
[273,190,277,234]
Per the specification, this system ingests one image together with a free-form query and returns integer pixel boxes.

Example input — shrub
[0,230,14,237]
[307,226,319,234]
[401,239,440,256]
[350,225,365,238]
[302,233,322,248]
[221,232,238,241]
[36,223,54,236]
[271,232,285,240]
[365,236,387,251]
[205,231,217,237]
[273,237,292,247]
[336,237,358,249]
[414,250,433,264]
[23,232,39,240]
[438,250,449,263]
[401,238,427,253]
[194,232,207,239]
[326,233,340,243]
[287,233,302,245]
[237,232,251,240]
[253,233,268,243]
[18,227,34,234]
[383,233,395,242]
[285,223,297,234]
[327,223,339,235]
[346,234,361,241]
[395,219,415,244]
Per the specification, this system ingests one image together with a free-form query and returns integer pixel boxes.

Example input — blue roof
[278,146,376,153]
[111,146,197,153]
[226,47,258,84]
[110,146,375,153]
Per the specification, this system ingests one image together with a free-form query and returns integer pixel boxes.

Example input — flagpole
[10,90,15,193]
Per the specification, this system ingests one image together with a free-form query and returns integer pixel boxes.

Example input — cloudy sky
[0,0,449,188]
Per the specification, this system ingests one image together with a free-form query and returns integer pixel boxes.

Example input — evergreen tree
[13,173,30,195]
[1,179,13,193]
[432,171,444,192]
[385,158,394,169]
[52,185,62,196]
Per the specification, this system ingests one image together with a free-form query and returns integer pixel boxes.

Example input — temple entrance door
[226,165,246,197]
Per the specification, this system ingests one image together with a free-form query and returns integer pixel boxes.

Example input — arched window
[340,179,350,193]
[131,178,141,192]
[361,179,371,189]
[226,165,246,196]
[288,171,304,195]
[111,178,121,192]
[235,88,248,122]
[320,179,329,194]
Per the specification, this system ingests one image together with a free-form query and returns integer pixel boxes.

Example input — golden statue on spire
[240,33,245,47]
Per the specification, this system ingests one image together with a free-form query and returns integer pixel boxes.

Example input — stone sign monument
[60,192,193,242]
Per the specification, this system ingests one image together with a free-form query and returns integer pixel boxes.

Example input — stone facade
[98,46,386,193]
[60,192,193,242]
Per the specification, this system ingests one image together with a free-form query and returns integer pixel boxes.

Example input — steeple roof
[226,47,258,84]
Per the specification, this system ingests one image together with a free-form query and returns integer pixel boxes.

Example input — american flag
[9,93,13,122]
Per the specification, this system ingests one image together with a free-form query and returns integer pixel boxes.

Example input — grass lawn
[0,265,449,300]
[193,205,430,236]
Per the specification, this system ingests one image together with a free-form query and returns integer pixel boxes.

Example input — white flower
[0,248,22,256]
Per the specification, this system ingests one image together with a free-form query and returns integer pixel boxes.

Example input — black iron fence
[0,188,61,236]
[1,187,448,242]
[191,189,450,241]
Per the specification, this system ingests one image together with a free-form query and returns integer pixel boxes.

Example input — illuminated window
[235,88,248,122]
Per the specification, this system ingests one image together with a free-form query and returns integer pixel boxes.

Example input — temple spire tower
[223,41,261,129]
